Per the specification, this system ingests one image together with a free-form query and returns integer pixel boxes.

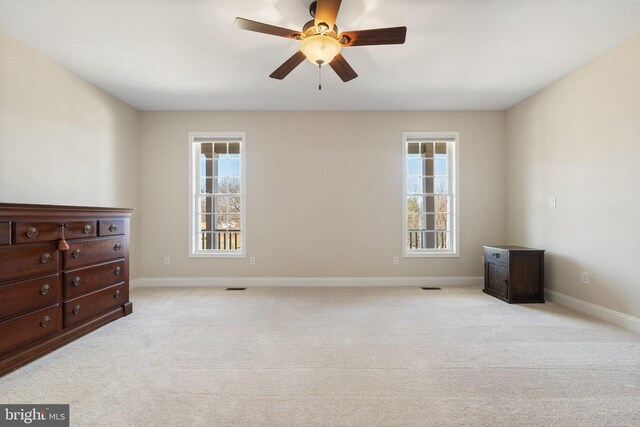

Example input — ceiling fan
[234,0,407,87]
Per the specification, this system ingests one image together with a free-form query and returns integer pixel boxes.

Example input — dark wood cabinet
[0,203,132,376]
[483,245,545,303]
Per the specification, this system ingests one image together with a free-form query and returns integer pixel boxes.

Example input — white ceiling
[1,0,639,111]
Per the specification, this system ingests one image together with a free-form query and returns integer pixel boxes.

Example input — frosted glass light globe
[300,35,341,65]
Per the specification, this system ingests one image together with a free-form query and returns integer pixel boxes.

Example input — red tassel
[58,224,69,251]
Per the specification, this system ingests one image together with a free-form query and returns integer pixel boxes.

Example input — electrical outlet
[163,257,171,266]
[250,257,256,265]
[581,272,589,284]
[550,197,557,208]
[393,257,399,265]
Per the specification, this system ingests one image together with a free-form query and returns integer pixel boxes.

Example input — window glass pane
[407,231,421,249]
[424,159,434,176]
[199,196,213,214]
[434,177,447,194]
[435,213,448,231]
[200,178,213,194]
[228,214,241,230]
[408,142,420,155]
[407,213,421,231]
[435,158,447,176]
[228,142,240,157]
[424,177,434,194]
[216,178,240,194]
[424,232,436,249]
[422,143,433,157]
[435,196,449,213]
[424,214,435,231]
[200,143,213,159]
[205,214,218,232]
[435,142,447,155]
[228,160,240,177]
[436,232,449,249]
[228,196,241,214]
[408,159,421,175]
[425,196,435,212]
[215,197,229,214]
[216,214,229,230]
[216,159,228,177]
[214,142,228,155]
[408,177,422,194]
[407,196,423,215]
[200,232,213,250]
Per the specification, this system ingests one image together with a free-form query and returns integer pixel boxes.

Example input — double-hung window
[189,132,246,257]
[402,132,458,256]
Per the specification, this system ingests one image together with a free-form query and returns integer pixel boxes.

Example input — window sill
[189,252,246,259]
[403,252,459,258]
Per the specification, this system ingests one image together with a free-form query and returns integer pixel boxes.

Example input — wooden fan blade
[234,17,302,40]
[329,53,357,82]
[314,0,342,30]
[340,26,407,46]
[270,51,307,80]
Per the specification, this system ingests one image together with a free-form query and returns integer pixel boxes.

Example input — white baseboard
[545,289,640,334]
[130,276,483,289]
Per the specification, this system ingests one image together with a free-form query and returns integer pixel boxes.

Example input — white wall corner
[545,289,640,334]
[130,276,483,289]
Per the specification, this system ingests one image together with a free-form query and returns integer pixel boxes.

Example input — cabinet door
[486,261,508,298]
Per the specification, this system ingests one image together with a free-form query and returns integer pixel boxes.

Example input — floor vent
[420,287,442,290]
[226,288,247,291]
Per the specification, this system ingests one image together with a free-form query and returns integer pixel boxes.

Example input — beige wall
[507,34,640,317]
[0,32,141,277]
[139,111,506,278]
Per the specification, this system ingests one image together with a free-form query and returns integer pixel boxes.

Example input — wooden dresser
[483,245,545,304]
[0,203,132,376]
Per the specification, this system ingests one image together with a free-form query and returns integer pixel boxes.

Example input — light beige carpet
[1,286,639,426]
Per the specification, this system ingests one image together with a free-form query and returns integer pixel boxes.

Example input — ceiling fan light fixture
[300,34,341,65]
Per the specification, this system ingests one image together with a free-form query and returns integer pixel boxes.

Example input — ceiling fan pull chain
[318,63,322,90]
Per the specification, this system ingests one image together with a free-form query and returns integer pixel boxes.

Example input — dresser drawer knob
[108,224,118,232]
[26,227,39,238]
[72,276,82,287]
[72,305,81,315]
[40,284,51,295]
[114,243,122,251]
[114,266,122,275]
[40,253,52,263]
[83,224,94,234]
[40,316,51,327]
[72,249,82,258]
[493,253,500,259]
[503,279,509,285]
[114,289,121,299]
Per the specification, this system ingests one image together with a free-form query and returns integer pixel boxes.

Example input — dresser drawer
[64,238,125,269]
[64,260,125,299]
[13,221,97,244]
[0,305,59,355]
[13,222,60,244]
[485,247,508,265]
[64,283,126,328]
[98,219,125,236]
[0,243,58,283]
[0,222,10,245]
[0,274,59,320]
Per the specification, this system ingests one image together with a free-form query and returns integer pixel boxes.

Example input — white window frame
[402,132,459,257]
[189,132,246,258]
